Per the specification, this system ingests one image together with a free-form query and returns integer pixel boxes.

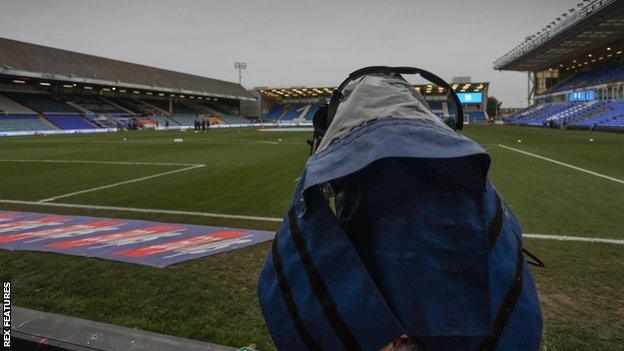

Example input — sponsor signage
[0,211,274,267]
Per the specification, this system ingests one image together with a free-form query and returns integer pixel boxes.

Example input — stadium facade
[495,0,624,131]
[255,80,490,124]
[0,37,254,136]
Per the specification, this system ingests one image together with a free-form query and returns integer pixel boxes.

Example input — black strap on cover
[488,195,503,252]
[287,208,364,351]
[271,237,322,350]
[522,248,546,267]
[478,233,525,351]
[489,200,545,268]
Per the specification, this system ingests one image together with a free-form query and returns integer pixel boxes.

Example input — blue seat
[45,114,96,130]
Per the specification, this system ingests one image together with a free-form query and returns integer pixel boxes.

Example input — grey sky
[1,0,578,107]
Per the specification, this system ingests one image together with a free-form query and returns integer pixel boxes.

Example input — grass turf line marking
[0,199,624,245]
[0,199,283,222]
[0,198,622,243]
[524,234,624,245]
[38,165,205,203]
[498,144,624,185]
[0,159,202,167]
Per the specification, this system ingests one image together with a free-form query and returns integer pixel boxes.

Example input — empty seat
[45,114,96,130]
[0,114,56,132]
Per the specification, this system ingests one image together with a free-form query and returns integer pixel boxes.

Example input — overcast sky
[1,0,579,107]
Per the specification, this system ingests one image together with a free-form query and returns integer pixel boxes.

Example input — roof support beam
[0,68,256,102]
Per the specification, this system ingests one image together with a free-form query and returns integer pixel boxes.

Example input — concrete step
[12,306,237,351]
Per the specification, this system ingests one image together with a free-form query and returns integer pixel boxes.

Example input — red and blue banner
[0,210,274,267]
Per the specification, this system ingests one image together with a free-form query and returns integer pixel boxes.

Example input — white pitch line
[524,234,624,245]
[498,144,624,185]
[0,159,202,167]
[38,164,205,203]
[0,199,282,222]
[0,199,622,241]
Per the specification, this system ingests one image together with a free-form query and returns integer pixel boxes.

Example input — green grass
[0,126,623,350]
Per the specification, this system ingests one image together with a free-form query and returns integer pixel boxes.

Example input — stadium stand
[466,111,487,123]
[216,114,251,124]
[91,97,239,127]
[69,96,128,115]
[105,98,188,127]
[570,99,624,130]
[264,105,285,120]
[304,105,319,121]
[134,117,158,129]
[506,99,624,131]
[259,82,488,125]
[494,0,624,132]
[0,114,56,132]
[84,114,120,128]
[149,115,180,126]
[132,99,171,116]
[2,92,79,114]
[173,102,198,115]
[279,104,306,121]
[182,101,215,114]
[169,115,197,126]
[551,61,624,93]
[102,97,144,115]
[203,103,249,124]
[180,101,226,124]
[506,103,576,126]
[45,114,96,130]
[0,93,36,114]
[548,102,593,126]
[207,116,224,125]
[262,103,319,122]
[206,102,237,115]
[0,37,253,135]
[148,100,198,115]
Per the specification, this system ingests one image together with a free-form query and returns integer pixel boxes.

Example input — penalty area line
[0,199,283,222]
[498,144,624,185]
[38,164,205,203]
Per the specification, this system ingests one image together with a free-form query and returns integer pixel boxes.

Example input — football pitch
[0,125,623,351]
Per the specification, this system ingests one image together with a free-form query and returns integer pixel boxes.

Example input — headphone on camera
[309,66,464,153]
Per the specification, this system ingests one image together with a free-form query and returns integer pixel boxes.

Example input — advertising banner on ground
[0,210,274,267]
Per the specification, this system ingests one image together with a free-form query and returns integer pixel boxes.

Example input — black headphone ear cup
[326,90,343,127]
[313,104,329,133]
[309,104,329,155]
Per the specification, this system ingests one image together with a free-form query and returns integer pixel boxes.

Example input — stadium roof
[493,0,624,72]
[259,82,488,99]
[0,37,254,101]
[259,86,336,98]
